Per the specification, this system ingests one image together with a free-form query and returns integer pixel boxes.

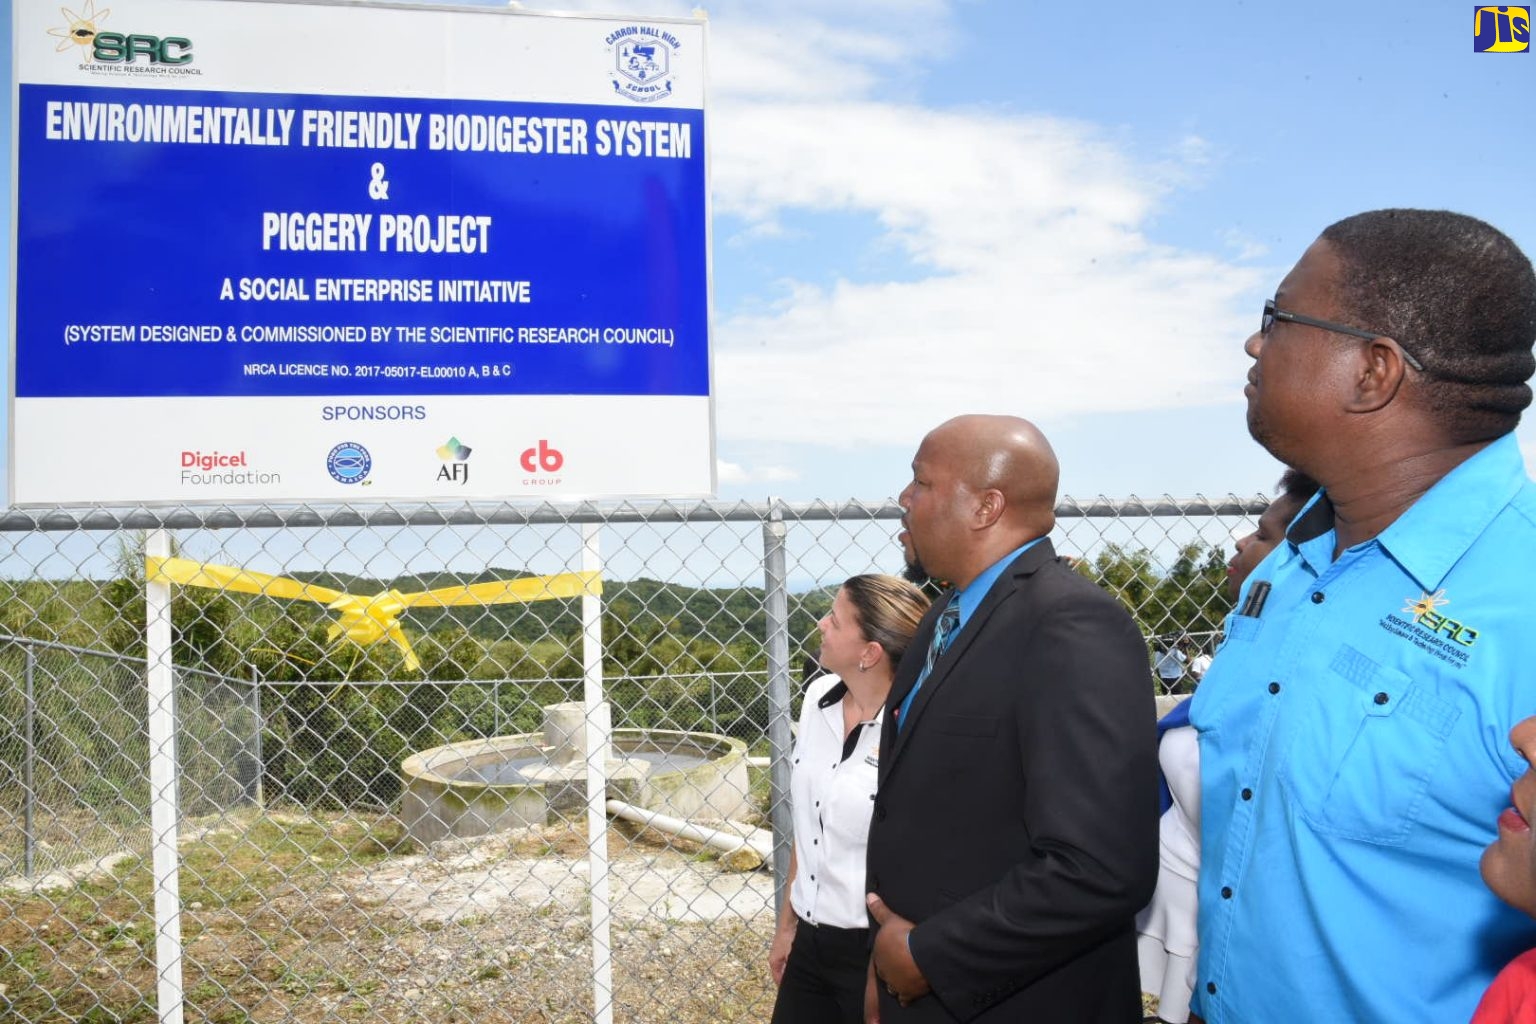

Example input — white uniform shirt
[788,673,882,929]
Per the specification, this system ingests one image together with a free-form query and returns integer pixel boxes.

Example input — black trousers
[769,917,871,1024]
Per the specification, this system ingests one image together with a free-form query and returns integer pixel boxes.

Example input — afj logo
[1474,6,1530,52]
[436,437,472,485]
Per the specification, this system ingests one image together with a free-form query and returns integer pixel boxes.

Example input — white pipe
[605,799,772,870]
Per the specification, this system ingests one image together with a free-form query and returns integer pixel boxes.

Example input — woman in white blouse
[768,573,929,1024]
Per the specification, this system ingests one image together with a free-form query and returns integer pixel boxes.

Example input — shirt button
[813,839,818,845]
[1207,982,1217,995]
[1374,691,1390,705]
[1268,682,1281,695]
[1221,886,1233,899]
[1241,788,1253,800]
[1311,591,1325,604]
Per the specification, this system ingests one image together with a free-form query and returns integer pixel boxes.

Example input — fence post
[249,663,264,811]
[761,502,794,913]
[145,530,185,1024]
[24,644,36,878]
[580,523,614,1024]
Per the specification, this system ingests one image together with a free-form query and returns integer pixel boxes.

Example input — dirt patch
[0,811,780,1023]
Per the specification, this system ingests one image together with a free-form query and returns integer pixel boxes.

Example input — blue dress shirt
[895,538,1043,728]
[954,538,1044,631]
[1191,433,1536,1023]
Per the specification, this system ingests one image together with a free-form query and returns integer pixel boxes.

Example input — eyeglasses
[1262,299,1425,373]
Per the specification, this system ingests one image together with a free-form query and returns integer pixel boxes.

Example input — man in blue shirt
[865,414,1158,1022]
[1192,210,1536,1022]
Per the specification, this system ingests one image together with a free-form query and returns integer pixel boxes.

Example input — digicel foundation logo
[183,450,247,471]
[178,450,280,488]
[520,440,564,486]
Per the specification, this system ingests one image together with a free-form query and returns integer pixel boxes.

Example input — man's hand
[867,892,931,1006]
[864,959,881,1023]
[768,921,795,986]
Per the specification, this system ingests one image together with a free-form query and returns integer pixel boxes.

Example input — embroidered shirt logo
[1402,589,1480,647]
[1380,589,1479,670]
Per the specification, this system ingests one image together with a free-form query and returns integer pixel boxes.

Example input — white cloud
[716,458,800,484]
[521,0,1264,447]
[710,98,1262,444]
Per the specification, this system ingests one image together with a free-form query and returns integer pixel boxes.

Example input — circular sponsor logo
[326,442,372,484]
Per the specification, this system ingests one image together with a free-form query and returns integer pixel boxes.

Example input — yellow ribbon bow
[145,557,601,672]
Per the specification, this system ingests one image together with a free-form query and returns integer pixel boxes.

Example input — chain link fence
[0,496,1262,1023]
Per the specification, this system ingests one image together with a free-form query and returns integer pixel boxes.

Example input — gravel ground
[2,813,1165,1023]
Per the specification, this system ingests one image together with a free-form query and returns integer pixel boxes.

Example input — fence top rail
[0,633,251,687]
[0,495,1270,532]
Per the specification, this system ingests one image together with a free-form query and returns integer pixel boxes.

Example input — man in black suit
[865,414,1159,1022]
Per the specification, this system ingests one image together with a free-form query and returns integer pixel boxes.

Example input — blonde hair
[840,574,931,667]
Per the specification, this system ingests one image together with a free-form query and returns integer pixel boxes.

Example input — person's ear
[1347,337,1410,414]
[974,488,1005,529]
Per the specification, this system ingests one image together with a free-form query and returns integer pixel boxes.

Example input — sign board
[9,0,714,505]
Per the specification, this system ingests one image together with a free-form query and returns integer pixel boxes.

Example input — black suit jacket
[868,539,1160,1022]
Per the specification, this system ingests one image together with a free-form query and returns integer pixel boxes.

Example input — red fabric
[1474,950,1536,1024]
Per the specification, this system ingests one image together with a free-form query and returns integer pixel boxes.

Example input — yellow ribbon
[146,557,601,672]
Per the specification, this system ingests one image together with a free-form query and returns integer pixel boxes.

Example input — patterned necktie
[897,599,959,731]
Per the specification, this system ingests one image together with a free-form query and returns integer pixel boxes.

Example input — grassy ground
[0,811,777,1023]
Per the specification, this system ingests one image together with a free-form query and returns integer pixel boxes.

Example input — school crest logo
[606,25,681,103]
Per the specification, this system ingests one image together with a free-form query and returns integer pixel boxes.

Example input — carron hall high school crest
[606,25,681,103]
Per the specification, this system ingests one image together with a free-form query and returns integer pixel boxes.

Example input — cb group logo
[521,440,564,474]
[1474,6,1530,51]
[521,440,565,487]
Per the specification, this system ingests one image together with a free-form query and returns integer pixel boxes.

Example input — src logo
[520,440,564,474]
[48,1,194,64]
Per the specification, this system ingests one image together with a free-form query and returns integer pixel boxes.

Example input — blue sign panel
[15,85,709,399]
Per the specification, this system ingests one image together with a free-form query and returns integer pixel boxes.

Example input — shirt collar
[816,677,848,709]
[1285,433,1529,590]
[953,537,1043,630]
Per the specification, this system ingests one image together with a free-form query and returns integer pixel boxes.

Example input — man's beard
[901,558,930,586]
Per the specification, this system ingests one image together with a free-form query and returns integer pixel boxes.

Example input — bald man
[864,415,1159,1022]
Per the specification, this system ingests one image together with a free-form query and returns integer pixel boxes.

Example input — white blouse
[788,673,883,930]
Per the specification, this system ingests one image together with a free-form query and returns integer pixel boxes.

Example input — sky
[4,0,1536,508]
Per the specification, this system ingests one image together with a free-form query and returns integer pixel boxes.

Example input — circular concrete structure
[400,703,752,846]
